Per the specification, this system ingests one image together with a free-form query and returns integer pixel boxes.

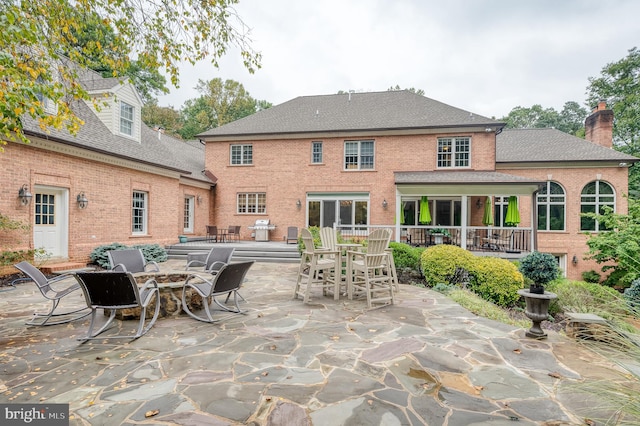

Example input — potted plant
[517,251,560,339]
[518,251,559,294]
[178,235,188,243]
[429,228,451,245]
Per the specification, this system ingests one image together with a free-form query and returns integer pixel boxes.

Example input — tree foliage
[501,102,588,136]
[585,197,640,288]
[141,100,183,139]
[586,47,640,153]
[0,0,260,150]
[178,78,272,139]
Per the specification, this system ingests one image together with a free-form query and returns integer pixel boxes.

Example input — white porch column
[395,191,402,242]
[461,196,469,249]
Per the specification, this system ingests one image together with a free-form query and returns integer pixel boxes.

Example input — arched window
[537,181,565,231]
[580,181,615,231]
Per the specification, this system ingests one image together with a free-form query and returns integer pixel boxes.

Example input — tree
[501,102,587,136]
[387,85,425,96]
[66,11,169,104]
[141,101,183,139]
[0,0,260,150]
[586,47,640,153]
[179,78,272,139]
[587,47,640,197]
[584,197,640,288]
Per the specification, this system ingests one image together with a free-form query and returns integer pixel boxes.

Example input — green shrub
[421,245,475,286]
[389,242,424,270]
[581,269,601,284]
[90,243,167,268]
[518,251,559,287]
[468,257,524,307]
[624,279,640,309]
[133,244,168,263]
[1,249,36,266]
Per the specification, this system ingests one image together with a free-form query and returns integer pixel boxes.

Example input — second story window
[344,140,374,170]
[312,141,323,163]
[437,137,470,168]
[120,101,134,136]
[231,144,253,165]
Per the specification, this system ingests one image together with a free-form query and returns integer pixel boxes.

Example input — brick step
[40,262,89,274]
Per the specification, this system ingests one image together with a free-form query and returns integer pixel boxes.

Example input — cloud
[157,0,640,119]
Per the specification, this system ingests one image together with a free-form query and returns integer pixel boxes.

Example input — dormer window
[120,101,134,136]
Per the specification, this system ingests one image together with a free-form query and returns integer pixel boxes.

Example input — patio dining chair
[346,228,394,308]
[14,261,91,326]
[284,226,298,244]
[74,271,160,341]
[107,248,160,273]
[206,225,218,243]
[227,225,241,242]
[182,261,255,322]
[294,228,340,303]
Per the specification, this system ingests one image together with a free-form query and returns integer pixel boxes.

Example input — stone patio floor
[1,260,638,425]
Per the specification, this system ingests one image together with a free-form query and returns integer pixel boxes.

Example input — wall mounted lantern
[382,199,388,209]
[476,199,483,209]
[296,199,302,209]
[77,192,89,209]
[18,184,33,206]
[572,255,578,265]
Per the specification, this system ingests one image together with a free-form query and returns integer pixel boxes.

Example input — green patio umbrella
[505,196,520,226]
[419,196,431,224]
[482,196,493,226]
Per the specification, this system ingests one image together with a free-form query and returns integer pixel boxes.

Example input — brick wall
[1,141,210,263]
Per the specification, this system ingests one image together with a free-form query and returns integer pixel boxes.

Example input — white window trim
[537,181,566,231]
[437,136,471,169]
[343,140,375,170]
[120,101,135,137]
[132,191,148,235]
[230,144,253,165]
[237,192,266,214]
[312,141,323,164]
[183,196,195,233]
[580,180,615,232]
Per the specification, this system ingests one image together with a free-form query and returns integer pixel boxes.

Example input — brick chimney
[584,101,613,148]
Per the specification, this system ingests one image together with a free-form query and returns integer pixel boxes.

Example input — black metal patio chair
[74,271,160,341]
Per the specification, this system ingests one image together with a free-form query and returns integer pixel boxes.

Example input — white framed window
[230,144,253,165]
[580,180,615,231]
[237,193,266,214]
[120,101,134,136]
[537,181,566,231]
[132,191,148,234]
[307,193,369,228]
[344,140,374,170]
[183,196,194,233]
[437,137,470,168]
[312,141,323,163]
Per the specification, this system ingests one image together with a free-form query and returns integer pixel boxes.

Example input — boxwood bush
[89,243,167,269]
[421,244,475,286]
[467,257,524,307]
[389,242,424,270]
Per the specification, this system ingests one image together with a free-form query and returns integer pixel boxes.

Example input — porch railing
[333,225,533,254]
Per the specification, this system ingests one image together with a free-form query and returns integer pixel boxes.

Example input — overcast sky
[157,0,640,119]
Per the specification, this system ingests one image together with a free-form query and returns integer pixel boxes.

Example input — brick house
[2,74,636,281]
[1,69,213,266]
[198,91,638,280]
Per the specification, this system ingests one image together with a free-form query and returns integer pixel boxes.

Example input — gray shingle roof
[496,128,638,163]
[22,100,209,182]
[198,90,502,137]
[395,171,542,185]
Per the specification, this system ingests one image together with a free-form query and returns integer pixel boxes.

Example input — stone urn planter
[517,251,560,339]
[517,289,557,338]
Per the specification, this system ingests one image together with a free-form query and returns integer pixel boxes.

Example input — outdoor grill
[248,219,276,242]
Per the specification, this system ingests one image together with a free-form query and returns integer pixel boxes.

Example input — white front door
[33,187,68,259]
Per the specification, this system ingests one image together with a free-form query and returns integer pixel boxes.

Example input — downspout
[395,190,401,243]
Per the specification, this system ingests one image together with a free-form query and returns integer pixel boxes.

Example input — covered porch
[390,171,543,255]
